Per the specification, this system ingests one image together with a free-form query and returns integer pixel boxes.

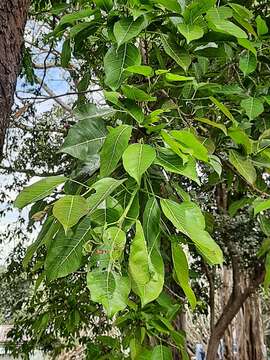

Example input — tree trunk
[0,0,30,159]
[207,267,265,360]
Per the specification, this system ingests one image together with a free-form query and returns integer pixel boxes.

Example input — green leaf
[165,73,194,82]
[264,253,270,290]
[104,44,141,90]
[208,19,247,38]
[194,117,227,135]
[209,155,222,177]
[253,198,270,216]
[228,197,253,217]
[161,130,189,163]
[45,216,92,280]
[87,270,131,317]
[171,240,196,309]
[23,217,60,268]
[155,149,200,184]
[209,96,236,124]
[143,197,161,250]
[259,215,270,237]
[15,176,66,209]
[206,6,233,22]
[228,128,253,154]
[229,150,257,185]
[240,97,264,121]
[177,23,204,44]
[61,39,71,67]
[129,220,151,289]
[100,125,132,177]
[239,52,257,76]
[170,130,208,162]
[60,117,107,161]
[151,345,172,360]
[122,99,144,124]
[94,0,113,11]
[125,65,154,77]
[129,221,164,306]
[229,3,252,20]
[113,16,147,47]
[121,85,157,102]
[58,8,95,26]
[53,195,89,231]
[238,38,257,56]
[153,0,182,13]
[161,199,223,264]
[256,15,268,36]
[161,35,191,71]
[122,144,156,184]
[87,178,126,214]
[183,0,216,24]
[257,238,270,258]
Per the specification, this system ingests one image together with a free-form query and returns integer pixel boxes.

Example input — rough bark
[0,0,30,159]
[206,265,265,360]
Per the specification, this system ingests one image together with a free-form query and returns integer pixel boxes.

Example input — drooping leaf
[87,270,130,317]
[87,178,126,214]
[23,217,60,268]
[209,96,236,124]
[45,216,92,280]
[104,44,141,90]
[129,221,164,306]
[143,197,161,250]
[256,15,268,36]
[253,198,270,216]
[206,6,233,22]
[170,130,208,162]
[238,38,257,56]
[126,65,154,77]
[229,150,257,185]
[53,195,89,231]
[177,23,204,44]
[161,35,191,71]
[15,176,66,209]
[60,117,107,161]
[240,97,264,121]
[155,149,200,184]
[165,73,194,82]
[153,0,182,13]
[151,345,173,360]
[61,39,71,67]
[171,240,196,309]
[228,127,253,154]
[239,52,257,76]
[121,85,157,102]
[122,144,156,184]
[100,125,132,177]
[113,16,147,47]
[129,220,150,286]
[228,197,253,217]
[208,19,247,38]
[264,253,270,290]
[209,155,222,177]
[161,199,223,264]
[194,117,227,135]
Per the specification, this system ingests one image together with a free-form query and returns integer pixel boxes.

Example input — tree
[3,0,270,359]
[0,0,31,159]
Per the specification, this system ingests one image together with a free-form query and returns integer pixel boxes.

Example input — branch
[35,76,73,113]
[203,264,215,334]
[16,88,102,101]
